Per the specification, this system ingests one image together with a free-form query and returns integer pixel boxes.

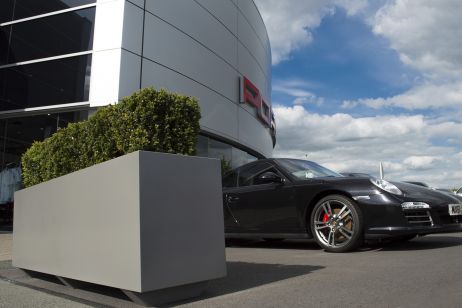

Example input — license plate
[448,204,462,216]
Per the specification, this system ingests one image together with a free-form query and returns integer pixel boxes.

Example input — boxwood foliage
[22,88,201,187]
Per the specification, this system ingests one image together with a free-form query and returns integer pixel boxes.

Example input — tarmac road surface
[1,233,462,307]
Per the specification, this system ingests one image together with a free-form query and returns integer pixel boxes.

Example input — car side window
[222,171,238,188]
[238,162,272,187]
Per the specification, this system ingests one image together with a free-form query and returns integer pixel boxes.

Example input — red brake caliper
[322,212,329,222]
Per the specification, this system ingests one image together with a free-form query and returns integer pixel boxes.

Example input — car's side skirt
[225,233,312,239]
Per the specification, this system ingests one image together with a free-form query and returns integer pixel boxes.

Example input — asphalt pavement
[1,232,462,307]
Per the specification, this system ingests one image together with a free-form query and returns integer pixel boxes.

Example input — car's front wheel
[310,195,363,252]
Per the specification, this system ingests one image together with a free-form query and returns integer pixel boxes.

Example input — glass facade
[0,6,95,112]
[0,7,95,65]
[196,135,258,172]
[0,0,95,23]
[0,110,88,206]
[0,54,92,111]
[0,1,96,224]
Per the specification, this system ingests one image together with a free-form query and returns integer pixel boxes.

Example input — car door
[224,161,299,234]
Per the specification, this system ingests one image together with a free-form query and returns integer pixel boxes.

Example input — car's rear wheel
[310,195,363,253]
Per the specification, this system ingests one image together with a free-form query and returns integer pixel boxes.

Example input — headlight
[401,202,430,210]
[370,178,403,195]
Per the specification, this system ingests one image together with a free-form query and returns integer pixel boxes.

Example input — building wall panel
[195,0,238,36]
[237,11,269,79]
[238,107,273,158]
[144,0,238,68]
[143,13,238,103]
[122,1,143,56]
[141,59,239,142]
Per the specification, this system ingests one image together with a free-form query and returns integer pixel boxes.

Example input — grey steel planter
[13,151,226,306]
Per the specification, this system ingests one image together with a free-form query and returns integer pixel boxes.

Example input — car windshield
[277,159,343,180]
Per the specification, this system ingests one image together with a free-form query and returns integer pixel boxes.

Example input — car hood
[392,181,462,204]
[296,176,462,204]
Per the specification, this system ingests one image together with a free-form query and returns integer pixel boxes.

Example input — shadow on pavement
[363,234,462,252]
[171,261,323,306]
[226,239,320,251]
[0,265,138,308]
[226,234,462,253]
[0,260,323,308]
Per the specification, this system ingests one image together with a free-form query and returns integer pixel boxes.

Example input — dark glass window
[0,111,87,205]
[0,30,9,68]
[0,0,95,23]
[196,135,208,157]
[0,111,87,169]
[0,119,6,168]
[237,162,271,187]
[1,7,95,65]
[0,54,91,111]
[195,135,258,170]
[209,138,232,164]
[222,171,238,188]
[0,0,15,24]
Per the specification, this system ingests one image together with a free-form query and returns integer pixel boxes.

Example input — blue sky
[255,0,462,188]
[273,8,418,106]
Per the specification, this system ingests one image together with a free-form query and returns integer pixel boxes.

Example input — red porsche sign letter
[240,76,271,127]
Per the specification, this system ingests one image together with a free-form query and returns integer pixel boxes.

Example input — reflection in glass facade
[196,135,258,170]
[0,54,92,111]
[0,5,95,112]
[0,110,88,206]
[0,0,96,23]
[0,7,95,65]
[0,2,96,223]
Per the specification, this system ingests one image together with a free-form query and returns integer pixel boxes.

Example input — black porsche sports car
[222,158,462,252]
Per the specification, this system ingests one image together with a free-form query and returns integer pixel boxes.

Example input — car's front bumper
[365,224,462,239]
[355,193,462,239]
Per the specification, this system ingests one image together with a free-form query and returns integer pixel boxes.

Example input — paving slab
[1,233,462,307]
[0,233,12,262]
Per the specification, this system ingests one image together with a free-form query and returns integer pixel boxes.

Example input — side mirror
[258,171,284,184]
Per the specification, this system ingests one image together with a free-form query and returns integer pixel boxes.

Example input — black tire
[310,195,363,253]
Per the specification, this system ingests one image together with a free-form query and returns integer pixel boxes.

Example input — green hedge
[22,88,201,187]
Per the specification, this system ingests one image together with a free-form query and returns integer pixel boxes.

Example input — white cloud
[254,1,462,188]
[258,0,462,110]
[341,1,462,111]
[334,0,369,16]
[274,105,425,145]
[254,0,368,64]
[273,79,320,97]
[293,96,325,106]
[342,0,462,110]
[273,79,325,106]
[372,0,462,80]
[403,156,440,170]
[343,81,462,110]
[273,105,462,188]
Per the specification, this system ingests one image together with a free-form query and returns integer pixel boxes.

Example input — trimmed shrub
[22,88,201,187]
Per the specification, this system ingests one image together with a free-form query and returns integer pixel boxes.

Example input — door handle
[227,194,240,203]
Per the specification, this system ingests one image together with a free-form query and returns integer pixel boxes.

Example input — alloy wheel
[311,195,362,252]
